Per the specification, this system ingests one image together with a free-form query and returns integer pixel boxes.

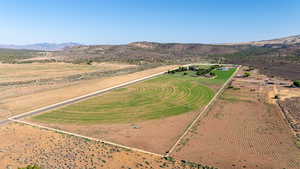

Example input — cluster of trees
[167,65,220,77]
[187,65,198,71]
[195,65,220,76]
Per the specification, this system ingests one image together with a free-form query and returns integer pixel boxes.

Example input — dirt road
[0,65,177,119]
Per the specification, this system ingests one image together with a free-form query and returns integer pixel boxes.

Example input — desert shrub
[293,80,300,87]
[244,72,251,77]
[18,165,41,169]
[86,60,93,65]
[227,85,234,89]
[245,66,255,71]
[164,156,176,162]
[228,85,240,90]
[274,94,280,99]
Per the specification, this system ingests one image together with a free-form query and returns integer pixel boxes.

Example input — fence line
[8,72,170,120]
[6,63,239,159]
[165,65,241,156]
[9,118,164,157]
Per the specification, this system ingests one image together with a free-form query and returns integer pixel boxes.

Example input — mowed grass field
[32,67,236,124]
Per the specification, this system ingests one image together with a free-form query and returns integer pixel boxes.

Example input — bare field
[172,69,300,169]
[0,123,204,169]
[0,65,177,119]
[0,62,135,83]
[28,110,199,154]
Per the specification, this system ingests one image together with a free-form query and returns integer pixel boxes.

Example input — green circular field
[32,68,235,124]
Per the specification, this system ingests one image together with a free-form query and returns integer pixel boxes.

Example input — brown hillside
[52,42,243,64]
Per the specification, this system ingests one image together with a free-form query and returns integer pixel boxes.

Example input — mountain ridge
[225,34,300,46]
[0,42,81,51]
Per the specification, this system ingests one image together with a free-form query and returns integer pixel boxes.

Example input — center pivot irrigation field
[32,66,236,124]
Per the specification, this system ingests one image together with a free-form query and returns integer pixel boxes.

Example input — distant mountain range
[0,34,299,80]
[1,34,299,51]
[52,34,300,64]
[0,42,81,51]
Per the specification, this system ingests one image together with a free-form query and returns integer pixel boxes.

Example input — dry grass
[0,122,207,169]
[0,62,135,83]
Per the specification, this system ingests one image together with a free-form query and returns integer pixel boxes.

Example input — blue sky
[0,0,299,45]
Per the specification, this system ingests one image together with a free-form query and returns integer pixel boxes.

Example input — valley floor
[0,63,299,169]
